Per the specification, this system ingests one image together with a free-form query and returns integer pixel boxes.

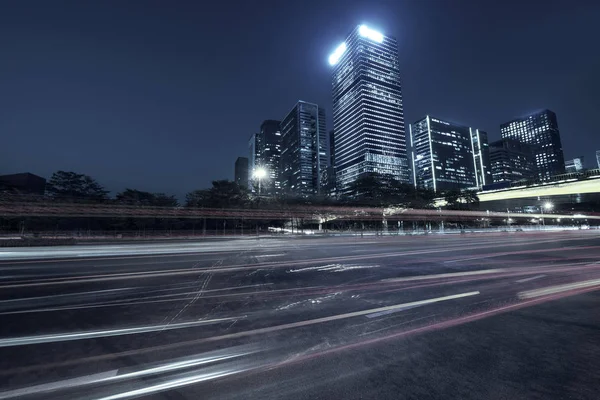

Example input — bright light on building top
[358,24,384,43]
[328,42,347,65]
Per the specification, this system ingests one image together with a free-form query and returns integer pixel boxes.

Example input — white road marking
[515,274,546,283]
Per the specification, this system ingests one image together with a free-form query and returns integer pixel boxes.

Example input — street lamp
[541,202,553,227]
[253,167,267,196]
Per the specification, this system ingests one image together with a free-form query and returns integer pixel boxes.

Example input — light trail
[0,347,256,399]
[0,317,242,348]
[3,240,598,290]
[518,278,600,299]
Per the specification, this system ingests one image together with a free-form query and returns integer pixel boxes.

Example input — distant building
[280,101,327,196]
[248,121,282,194]
[500,110,565,180]
[489,138,536,183]
[565,157,584,173]
[0,173,46,195]
[329,24,410,193]
[234,157,249,188]
[597,150,600,169]
[259,120,282,195]
[410,116,484,192]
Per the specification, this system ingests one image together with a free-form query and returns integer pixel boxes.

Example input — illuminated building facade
[280,101,327,196]
[565,156,584,173]
[500,110,565,181]
[489,138,536,183]
[329,24,409,192]
[410,116,489,192]
[258,120,282,194]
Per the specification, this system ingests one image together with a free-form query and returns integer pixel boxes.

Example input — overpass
[478,169,600,203]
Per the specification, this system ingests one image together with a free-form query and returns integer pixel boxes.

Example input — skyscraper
[234,157,249,188]
[500,110,565,181]
[489,138,536,183]
[329,24,409,192]
[250,120,282,195]
[410,116,487,192]
[597,150,600,169]
[565,157,584,173]
[280,101,327,196]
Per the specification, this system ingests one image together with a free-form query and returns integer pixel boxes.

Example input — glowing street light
[541,201,553,227]
[253,167,267,195]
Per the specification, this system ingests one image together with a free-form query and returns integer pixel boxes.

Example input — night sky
[2,0,599,198]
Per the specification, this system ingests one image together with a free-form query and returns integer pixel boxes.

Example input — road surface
[1,231,600,399]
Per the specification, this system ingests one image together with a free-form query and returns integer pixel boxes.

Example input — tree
[46,171,108,202]
[443,189,479,210]
[462,190,480,209]
[185,180,249,208]
[444,190,462,209]
[116,189,179,207]
[347,173,421,207]
[185,189,211,208]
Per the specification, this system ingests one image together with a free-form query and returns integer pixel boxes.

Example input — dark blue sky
[1,0,599,198]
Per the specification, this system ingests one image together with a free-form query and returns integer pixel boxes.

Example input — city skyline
[1,1,599,198]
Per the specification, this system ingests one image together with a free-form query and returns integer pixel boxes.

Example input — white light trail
[518,278,600,299]
[0,317,241,348]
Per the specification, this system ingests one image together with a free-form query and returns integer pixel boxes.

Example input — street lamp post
[253,167,267,196]
[541,201,553,228]
[253,167,267,238]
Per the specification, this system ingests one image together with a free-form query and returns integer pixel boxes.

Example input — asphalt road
[1,231,600,399]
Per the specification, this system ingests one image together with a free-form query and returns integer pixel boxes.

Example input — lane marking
[515,274,546,283]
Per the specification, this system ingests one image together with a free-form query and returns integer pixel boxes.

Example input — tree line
[0,170,479,235]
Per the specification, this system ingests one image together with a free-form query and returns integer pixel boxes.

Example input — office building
[234,157,249,188]
[565,157,584,173]
[248,121,282,194]
[500,110,565,180]
[471,129,492,188]
[410,116,482,192]
[0,173,46,195]
[260,120,282,194]
[280,101,327,196]
[489,138,536,183]
[329,24,410,192]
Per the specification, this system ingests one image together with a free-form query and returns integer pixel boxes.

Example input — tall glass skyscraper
[280,101,327,196]
[410,116,490,192]
[329,24,409,192]
[500,110,565,181]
